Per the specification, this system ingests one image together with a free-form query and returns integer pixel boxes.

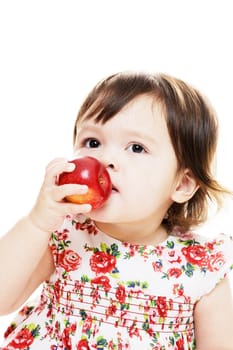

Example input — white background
[0,0,233,342]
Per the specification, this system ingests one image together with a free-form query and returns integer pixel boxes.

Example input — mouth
[111,184,119,193]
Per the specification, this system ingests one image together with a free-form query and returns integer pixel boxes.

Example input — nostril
[108,163,114,169]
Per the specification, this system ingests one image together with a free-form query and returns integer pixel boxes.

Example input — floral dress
[1,214,233,350]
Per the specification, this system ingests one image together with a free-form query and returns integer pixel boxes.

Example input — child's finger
[62,202,92,215]
[43,158,75,186]
[52,183,88,202]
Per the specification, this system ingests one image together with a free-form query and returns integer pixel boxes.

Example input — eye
[83,138,101,148]
[128,143,147,153]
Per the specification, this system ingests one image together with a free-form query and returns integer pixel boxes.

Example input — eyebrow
[75,125,101,137]
[122,129,156,145]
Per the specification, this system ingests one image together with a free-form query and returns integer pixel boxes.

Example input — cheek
[73,149,90,158]
[141,170,176,200]
[123,155,177,197]
[124,173,156,203]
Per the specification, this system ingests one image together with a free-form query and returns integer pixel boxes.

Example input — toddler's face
[74,95,180,240]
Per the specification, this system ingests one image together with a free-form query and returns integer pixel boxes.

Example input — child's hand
[28,158,92,233]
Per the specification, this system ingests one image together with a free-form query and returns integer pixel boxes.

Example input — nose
[100,153,118,171]
[103,160,117,172]
[107,163,115,169]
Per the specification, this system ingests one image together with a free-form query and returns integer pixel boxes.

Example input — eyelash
[81,138,101,148]
[127,143,147,154]
[80,138,147,154]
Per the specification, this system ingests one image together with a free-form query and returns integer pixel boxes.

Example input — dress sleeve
[200,233,233,298]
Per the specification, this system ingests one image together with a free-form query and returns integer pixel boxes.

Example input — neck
[94,220,168,246]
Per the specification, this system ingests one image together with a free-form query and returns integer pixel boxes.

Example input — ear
[172,169,199,203]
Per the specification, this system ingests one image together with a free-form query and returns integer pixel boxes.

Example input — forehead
[77,95,166,131]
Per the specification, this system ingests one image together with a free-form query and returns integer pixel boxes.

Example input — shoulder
[172,228,233,298]
[173,228,233,257]
[174,229,233,270]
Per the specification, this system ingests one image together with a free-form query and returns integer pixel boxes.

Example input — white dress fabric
[1,214,233,350]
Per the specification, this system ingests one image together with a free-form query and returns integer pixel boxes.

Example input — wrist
[26,212,52,236]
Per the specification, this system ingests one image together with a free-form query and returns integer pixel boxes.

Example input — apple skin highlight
[58,157,112,209]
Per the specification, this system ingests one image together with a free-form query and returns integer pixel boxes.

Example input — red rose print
[82,315,93,333]
[205,241,215,251]
[54,280,61,301]
[91,275,111,292]
[208,251,225,272]
[4,323,17,338]
[107,303,117,316]
[175,337,184,350]
[62,328,72,350]
[115,285,126,304]
[57,228,69,241]
[152,260,163,272]
[167,268,182,278]
[128,322,141,338]
[8,327,34,349]
[58,249,82,272]
[62,324,76,350]
[107,340,115,350]
[76,338,90,350]
[157,296,168,318]
[181,245,208,267]
[75,219,98,235]
[149,310,157,325]
[90,251,116,274]
[19,305,34,317]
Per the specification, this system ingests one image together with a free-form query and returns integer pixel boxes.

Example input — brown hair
[73,72,230,232]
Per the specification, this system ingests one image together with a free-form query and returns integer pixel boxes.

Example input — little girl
[0,72,233,349]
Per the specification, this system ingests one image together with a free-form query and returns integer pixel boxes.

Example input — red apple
[58,156,112,209]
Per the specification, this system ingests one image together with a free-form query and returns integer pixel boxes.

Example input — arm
[0,218,54,315]
[0,158,91,315]
[194,277,233,350]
